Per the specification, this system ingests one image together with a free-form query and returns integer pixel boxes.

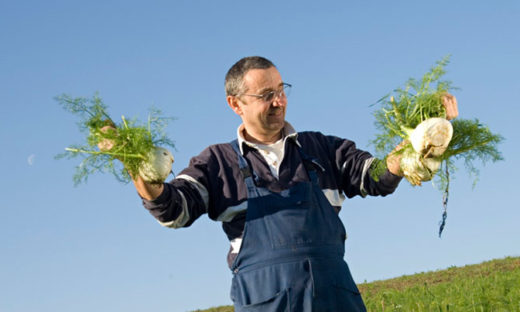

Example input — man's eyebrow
[257,82,284,94]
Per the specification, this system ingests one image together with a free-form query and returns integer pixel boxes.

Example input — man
[131,56,458,311]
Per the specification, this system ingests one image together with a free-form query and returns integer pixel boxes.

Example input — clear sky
[1,1,519,311]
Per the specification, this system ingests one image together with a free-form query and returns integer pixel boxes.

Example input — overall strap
[230,139,262,198]
[296,144,325,184]
[230,139,325,188]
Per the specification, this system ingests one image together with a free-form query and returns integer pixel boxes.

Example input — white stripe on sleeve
[158,190,191,228]
[230,237,243,254]
[321,189,346,207]
[217,201,248,222]
[360,157,375,198]
[176,174,209,211]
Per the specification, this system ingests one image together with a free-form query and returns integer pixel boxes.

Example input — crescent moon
[27,154,35,166]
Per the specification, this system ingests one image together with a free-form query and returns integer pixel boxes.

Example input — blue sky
[1,1,519,311]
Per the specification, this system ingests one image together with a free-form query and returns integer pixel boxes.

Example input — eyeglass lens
[264,84,291,102]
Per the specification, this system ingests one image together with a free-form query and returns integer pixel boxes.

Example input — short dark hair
[225,56,276,96]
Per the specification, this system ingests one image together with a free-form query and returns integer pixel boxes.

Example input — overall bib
[229,140,367,312]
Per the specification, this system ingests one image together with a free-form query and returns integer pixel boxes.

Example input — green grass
[192,307,234,312]
[360,256,520,311]
[193,256,520,312]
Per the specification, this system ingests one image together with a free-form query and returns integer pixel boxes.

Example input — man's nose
[272,95,286,107]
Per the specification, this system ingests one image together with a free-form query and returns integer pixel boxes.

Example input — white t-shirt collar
[236,121,300,155]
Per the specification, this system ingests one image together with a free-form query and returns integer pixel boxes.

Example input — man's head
[226,56,290,144]
[225,56,276,97]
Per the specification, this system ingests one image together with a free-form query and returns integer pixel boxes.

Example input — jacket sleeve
[326,134,402,198]
[141,147,215,229]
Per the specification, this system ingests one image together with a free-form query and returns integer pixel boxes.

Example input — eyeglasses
[238,83,292,103]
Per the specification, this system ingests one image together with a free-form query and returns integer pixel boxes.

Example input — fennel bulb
[409,117,453,157]
[139,147,174,183]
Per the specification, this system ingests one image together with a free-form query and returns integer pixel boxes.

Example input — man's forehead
[243,67,283,92]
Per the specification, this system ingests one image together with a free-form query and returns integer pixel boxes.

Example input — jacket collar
[236,121,300,155]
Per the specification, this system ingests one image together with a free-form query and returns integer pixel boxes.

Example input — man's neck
[243,128,283,145]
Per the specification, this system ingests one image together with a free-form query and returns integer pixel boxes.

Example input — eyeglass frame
[236,82,292,103]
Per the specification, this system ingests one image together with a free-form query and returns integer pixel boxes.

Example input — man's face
[232,67,287,141]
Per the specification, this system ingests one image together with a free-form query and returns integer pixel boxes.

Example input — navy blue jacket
[142,130,402,265]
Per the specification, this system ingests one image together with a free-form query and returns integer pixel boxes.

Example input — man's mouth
[268,109,283,116]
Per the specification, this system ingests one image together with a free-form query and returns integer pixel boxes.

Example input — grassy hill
[193,256,520,312]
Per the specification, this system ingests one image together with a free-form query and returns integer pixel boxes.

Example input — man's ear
[227,95,242,116]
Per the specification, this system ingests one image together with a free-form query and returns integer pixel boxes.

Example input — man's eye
[263,91,275,102]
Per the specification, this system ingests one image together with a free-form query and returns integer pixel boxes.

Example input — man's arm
[329,135,402,198]
[141,177,207,229]
[97,126,208,228]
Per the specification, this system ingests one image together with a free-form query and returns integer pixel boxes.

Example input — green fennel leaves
[56,93,175,185]
[369,56,504,236]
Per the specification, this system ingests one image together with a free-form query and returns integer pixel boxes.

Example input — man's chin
[267,118,285,130]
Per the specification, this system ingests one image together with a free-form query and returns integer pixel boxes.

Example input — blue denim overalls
[229,140,367,312]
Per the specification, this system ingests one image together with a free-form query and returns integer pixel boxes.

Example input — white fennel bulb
[400,149,442,186]
[409,117,453,157]
[139,147,174,183]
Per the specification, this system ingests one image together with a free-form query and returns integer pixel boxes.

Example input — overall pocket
[308,258,366,312]
[231,259,311,311]
[239,288,290,312]
[263,199,313,247]
[332,282,366,312]
[263,193,345,248]
[330,264,367,312]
